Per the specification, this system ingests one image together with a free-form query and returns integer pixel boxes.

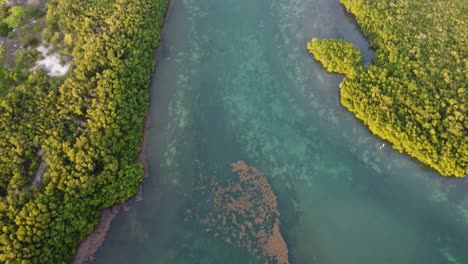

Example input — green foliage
[0,66,8,93]
[309,0,467,176]
[0,22,12,37]
[0,43,4,60]
[0,0,168,262]
[13,49,39,69]
[10,49,40,81]
[3,5,27,29]
[20,32,39,48]
[28,7,45,19]
[307,38,363,78]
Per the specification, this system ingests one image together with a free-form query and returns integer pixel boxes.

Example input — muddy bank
[70,1,172,261]
[71,115,151,263]
[72,205,122,264]
[138,116,151,178]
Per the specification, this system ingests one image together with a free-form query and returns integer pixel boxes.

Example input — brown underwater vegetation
[192,160,289,264]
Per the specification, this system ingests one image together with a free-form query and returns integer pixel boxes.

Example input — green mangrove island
[0,0,167,262]
[308,0,467,176]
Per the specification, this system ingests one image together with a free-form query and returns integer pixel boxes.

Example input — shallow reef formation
[193,160,289,264]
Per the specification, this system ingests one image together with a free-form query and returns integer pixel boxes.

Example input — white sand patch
[27,149,45,188]
[34,45,70,76]
[32,158,46,186]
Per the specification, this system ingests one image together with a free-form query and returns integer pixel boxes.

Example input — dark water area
[93,0,468,263]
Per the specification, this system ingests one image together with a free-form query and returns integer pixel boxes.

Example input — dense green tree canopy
[0,0,168,262]
[308,0,467,176]
[3,5,27,28]
[307,38,362,78]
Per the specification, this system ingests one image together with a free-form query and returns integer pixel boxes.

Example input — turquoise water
[93,0,468,263]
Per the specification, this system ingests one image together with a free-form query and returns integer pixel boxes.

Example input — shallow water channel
[94,0,468,263]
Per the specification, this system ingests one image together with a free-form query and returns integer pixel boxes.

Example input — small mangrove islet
[308,0,467,176]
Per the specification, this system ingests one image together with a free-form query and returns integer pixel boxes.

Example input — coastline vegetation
[308,0,467,176]
[0,0,168,262]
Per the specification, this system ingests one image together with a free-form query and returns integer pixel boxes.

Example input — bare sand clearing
[34,45,70,76]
